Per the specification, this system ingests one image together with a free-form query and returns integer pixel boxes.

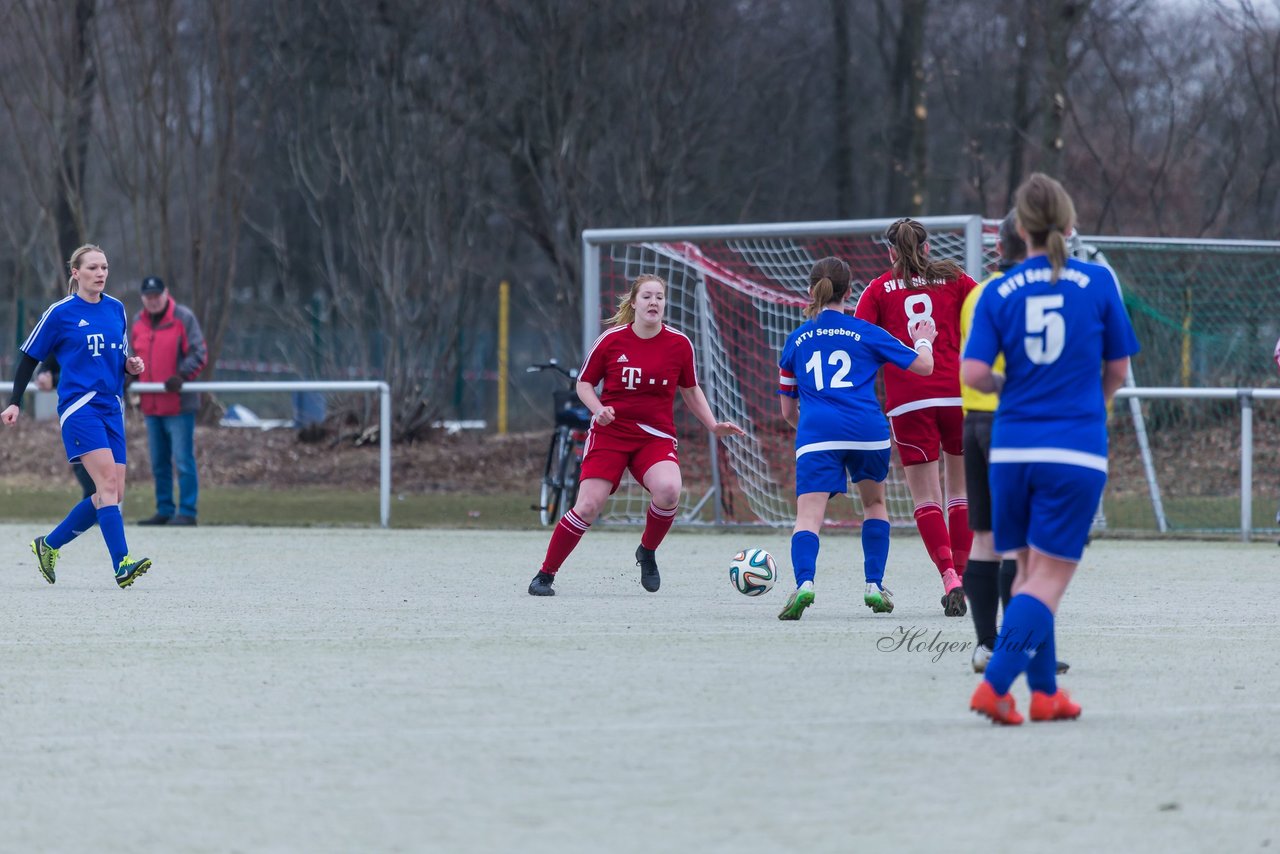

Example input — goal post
[581,216,987,526]
[1070,235,1280,536]
[131,380,394,527]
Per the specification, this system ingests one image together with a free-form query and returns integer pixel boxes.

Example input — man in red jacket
[130,276,208,526]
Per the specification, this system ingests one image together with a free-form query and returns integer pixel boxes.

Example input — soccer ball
[729,548,777,596]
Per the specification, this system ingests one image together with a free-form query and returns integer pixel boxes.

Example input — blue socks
[861,519,890,585]
[792,522,891,588]
[46,497,99,549]
[791,531,819,587]
[1026,620,1059,695]
[96,504,128,570]
[983,593,1054,695]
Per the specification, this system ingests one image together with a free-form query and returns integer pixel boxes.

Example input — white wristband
[914,338,933,351]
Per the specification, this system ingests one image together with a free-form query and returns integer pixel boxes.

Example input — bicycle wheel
[539,430,567,526]
[559,438,582,518]
[550,430,576,524]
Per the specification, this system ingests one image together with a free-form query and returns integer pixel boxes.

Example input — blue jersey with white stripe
[779,309,918,455]
[22,293,130,414]
[964,255,1140,464]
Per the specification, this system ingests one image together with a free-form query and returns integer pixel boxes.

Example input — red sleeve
[778,368,798,398]
[579,331,611,385]
[678,333,697,388]
[853,280,878,324]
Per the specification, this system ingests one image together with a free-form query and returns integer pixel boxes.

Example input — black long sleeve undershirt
[8,352,39,409]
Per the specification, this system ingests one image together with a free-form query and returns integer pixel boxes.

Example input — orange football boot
[1029,689,1082,722]
[970,680,1023,725]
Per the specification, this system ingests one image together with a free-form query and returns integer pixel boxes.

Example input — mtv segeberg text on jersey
[996,265,1093,297]
[791,327,864,345]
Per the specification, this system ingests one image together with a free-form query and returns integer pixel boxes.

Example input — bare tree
[417,0,839,362]
[876,0,930,213]
[1035,0,1092,177]
[0,0,98,297]
[253,0,493,436]
[1213,0,1280,235]
[88,0,269,376]
[1064,0,1244,235]
[831,0,857,216]
[1005,0,1036,206]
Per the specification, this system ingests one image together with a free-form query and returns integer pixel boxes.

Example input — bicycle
[528,359,593,526]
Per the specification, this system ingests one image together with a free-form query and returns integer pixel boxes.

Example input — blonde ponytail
[804,277,835,319]
[1015,173,1076,283]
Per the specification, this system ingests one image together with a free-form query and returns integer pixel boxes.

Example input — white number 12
[805,350,854,390]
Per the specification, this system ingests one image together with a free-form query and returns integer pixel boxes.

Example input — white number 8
[1024,295,1065,364]
[903,293,933,332]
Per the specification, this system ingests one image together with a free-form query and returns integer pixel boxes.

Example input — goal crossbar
[582,215,985,357]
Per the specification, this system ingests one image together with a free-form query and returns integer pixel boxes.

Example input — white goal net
[580,216,988,526]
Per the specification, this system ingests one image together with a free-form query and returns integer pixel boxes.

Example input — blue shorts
[989,461,1106,561]
[796,447,890,496]
[60,394,127,465]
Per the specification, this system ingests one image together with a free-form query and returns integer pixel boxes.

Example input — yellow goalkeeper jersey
[960,272,1005,413]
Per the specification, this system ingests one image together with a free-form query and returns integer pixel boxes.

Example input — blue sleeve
[867,324,918,371]
[963,287,1000,365]
[1101,272,1141,361]
[778,332,794,373]
[20,304,61,362]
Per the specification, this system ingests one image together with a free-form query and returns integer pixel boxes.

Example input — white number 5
[1024,295,1065,365]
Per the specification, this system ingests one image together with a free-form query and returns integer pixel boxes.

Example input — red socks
[641,502,678,550]
[913,502,956,577]
[948,498,971,577]
[540,509,590,574]
[540,503,677,575]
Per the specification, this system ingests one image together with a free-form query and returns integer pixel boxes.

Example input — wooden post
[498,280,510,435]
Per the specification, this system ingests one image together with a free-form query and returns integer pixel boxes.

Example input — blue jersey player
[962,174,1139,724]
[776,256,937,620]
[2,244,154,588]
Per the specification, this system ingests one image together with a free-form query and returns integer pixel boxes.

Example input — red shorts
[890,405,963,466]
[580,427,680,493]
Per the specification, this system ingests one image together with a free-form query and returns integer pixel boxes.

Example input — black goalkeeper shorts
[963,411,995,532]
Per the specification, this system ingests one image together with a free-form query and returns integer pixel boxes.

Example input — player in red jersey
[528,274,745,596]
[855,218,978,616]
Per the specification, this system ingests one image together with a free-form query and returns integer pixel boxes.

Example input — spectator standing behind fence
[130,276,208,527]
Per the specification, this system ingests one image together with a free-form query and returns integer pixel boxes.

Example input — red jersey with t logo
[579,323,698,441]
[854,270,977,416]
